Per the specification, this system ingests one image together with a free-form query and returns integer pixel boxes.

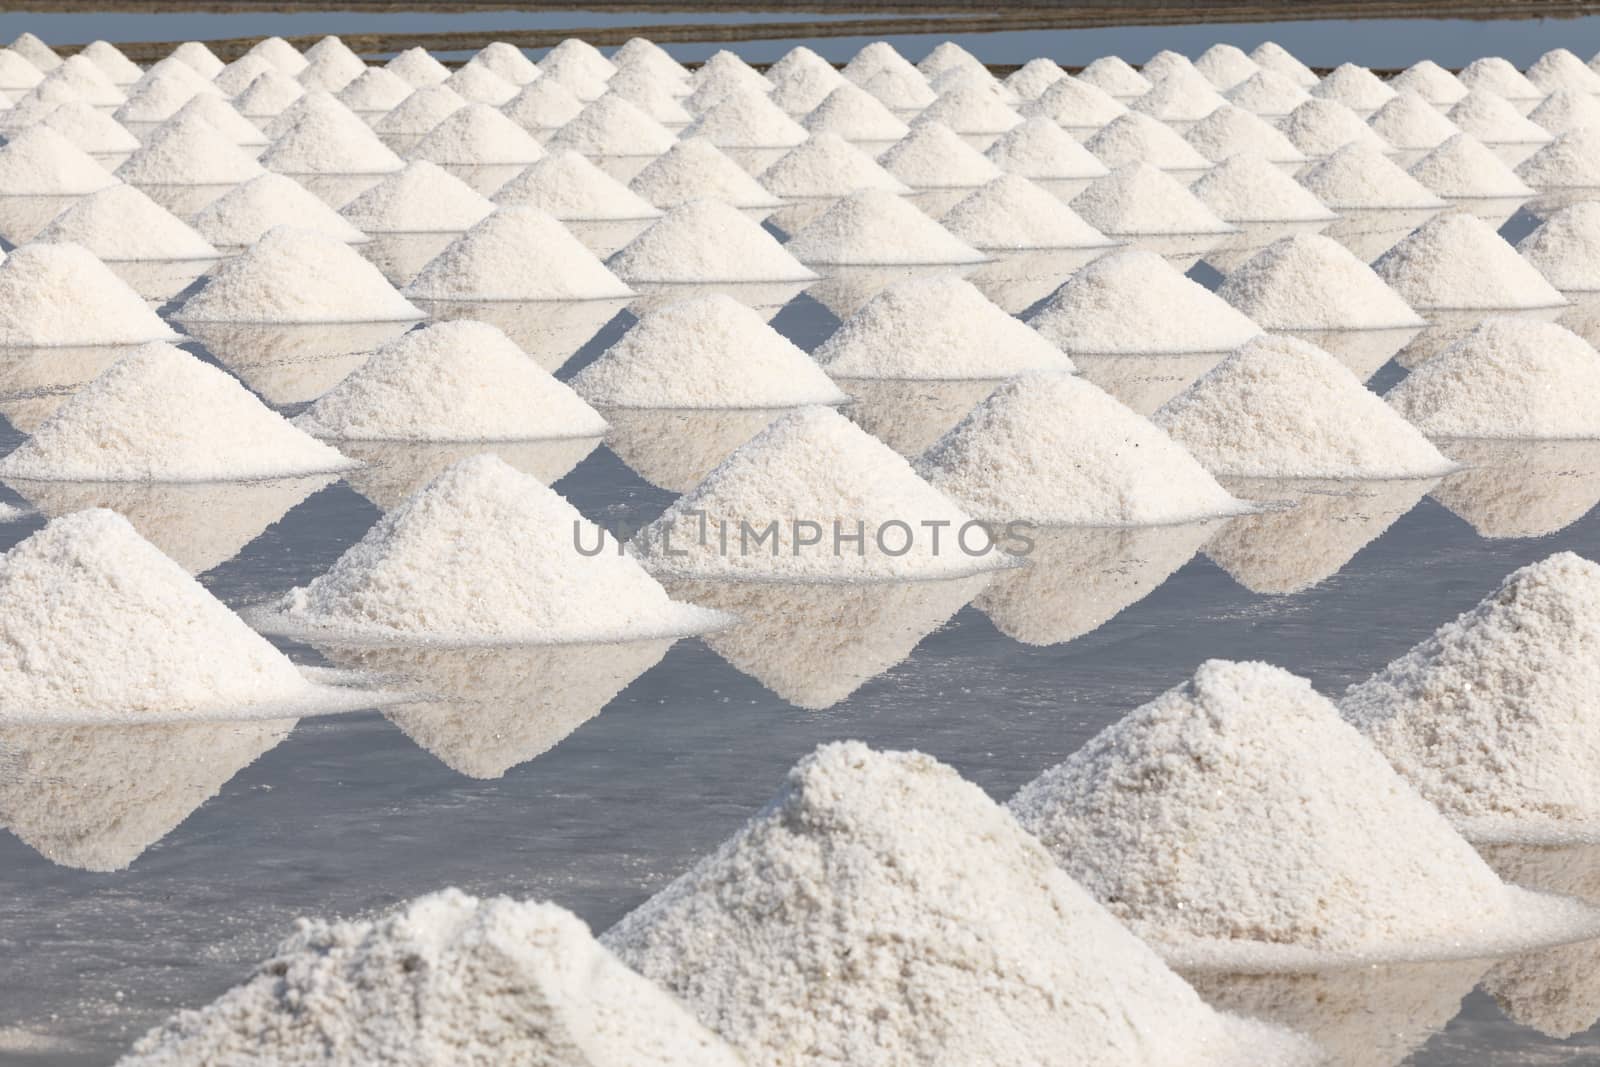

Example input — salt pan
[983,116,1109,178]
[386,46,451,88]
[1368,91,1462,150]
[1516,127,1600,189]
[41,100,141,155]
[1277,97,1392,157]
[405,206,633,300]
[607,198,815,281]
[1391,60,1469,106]
[1217,233,1424,330]
[260,92,404,174]
[1407,133,1534,199]
[1190,152,1336,222]
[1447,89,1553,146]
[195,173,370,246]
[1025,75,1127,128]
[1312,62,1397,113]
[34,183,217,260]
[1295,143,1447,209]
[1076,56,1152,98]
[231,70,304,118]
[1517,202,1600,291]
[373,85,463,136]
[628,137,782,209]
[0,125,117,194]
[684,89,806,148]
[1250,42,1319,88]
[548,94,677,156]
[940,173,1116,249]
[919,83,1024,133]
[1130,67,1229,124]
[178,226,421,322]
[1086,111,1213,172]
[116,112,265,185]
[494,151,661,220]
[1528,88,1600,135]
[1070,163,1234,236]
[1371,210,1567,310]
[442,62,518,106]
[0,242,176,346]
[802,83,908,143]
[407,102,546,164]
[784,187,985,265]
[1224,69,1311,117]
[1194,44,1260,90]
[758,133,909,197]
[1185,104,1307,165]
[336,67,414,113]
[501,77,585,131]
[877,118,1001,188]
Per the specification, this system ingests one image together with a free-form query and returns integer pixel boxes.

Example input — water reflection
[1068,350,1228,415]
[409,298,627,373]
[336,438,600,510]
[1480,844,1600,1040]
[1274,326,1420,381]
[1428,439,1600,538]
[0,343,132,431]
[598,407,786,493]
[963,248,1110,314]
[182,321,415,406]
[835,377,999,456]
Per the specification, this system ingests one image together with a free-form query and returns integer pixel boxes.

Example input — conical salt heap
[605,67,693,126]
[1516,127,1600,189]
[386,45,450,87]
[474,41,541,86]
[1295,142,1445,210]
[1385,317,1600,439]
[0,342,354,482]
[31,54,124,108]
[243,36,306,76]
[1217,233,1424,330]
[112,63,216,124]
[686,87,808,150]
[687,51,768,112]
[42,100,143,156]
[339,160,492,233]
[1085,112,1213,172]
[442,61,517,106]
[167,41,222,78]
[1223,70,1310,117]
[501,77,585,132]
[1447,89,1552,147]
[0,124,117,194]
[76,40,143,85]
[1184,104,1307,165]
[8,32,60,73]
[1250,41,1318,87]
[628,137,783,210]
[1391,60,1468,106]
[612,36,686,84]
[297,36,366,93]
[1026,74,1127,128]
[983,115,1108,179]
[917,371,1247,525]
[877,119,1002,188]
[1076,55,1152,98]
[842,41,919,85]
[259,92,404,174]
[1277,97,1391,158]
[0,509,327,717]
[494,151,661,220]
[604,741,1317,1067]
[757,132,908,197]
[1371,210,1567,311]
[1027,249,1259,355]
[1343,553,1600,841]
[34,183,217,261]
[405,206,633,300]
[232,69,304,119]
[1368,91,1462,151]
[0,242,177,346]
[0,47,46,90]
[178,226,422,322]
[548,93,677,156]
[1010,659,1594,966]
[1004,57,1066,100]
[1518,201,1600,292]
[1458,57,1543,104]
[801,83,908,142]
[919,82,1024,133]
[1528,87,1600,135]
[1527,47,1600,94]
[194,173,371,246]
[267,453,721,643]
[1189,153,1335,223]
[607,198,815,282]
[294,320,606,441]
[814,274,1074,379]
[1311,61,1397,113]
[940,173,1114,249]
[372,84,463,137]
[785,188,985,265]
[857,65,937,111]
[1130,67,1229,124]
[339,68,424,114]
[1071,163,1234,237]
[1153,334,1455,479]
[769,52,849,114]
[1195,43,1260,90]
[406,101,546,165]
[1,74,90,133]
[168,93,268,148]
[1407,132,1534,199]
[121,889,745,1067]
[116,111,266,185]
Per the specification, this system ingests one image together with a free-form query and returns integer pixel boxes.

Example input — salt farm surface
[6,13,1600,1067]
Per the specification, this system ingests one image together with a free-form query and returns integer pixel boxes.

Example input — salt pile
[267,453,719,643]
[1025,75,1127,129]
[1391,60,1469,106]
[336,68,414,113]
[9,31,60,71]
[1184,104,1307,165]
[115,112,265,185]
[0,242,177,346]
[1457,58,1544,104]
[168,94,268,148]
[1384,317,1600,438]
[0,510,330,716]
[1527,48,1600,94]
[784,188,985,265]
[501,77,586,132]
[1368,91,1463,151]
[493,151,661,219]
[1027,249,1260,355]
[1343,553,1600,840]
[1070,163,1234,236]
[34,55,124,108]
[0,125,117,194]
[1529,88,1600,135]
[473,42,541,86]
[194,173,371,246]
[1142,50,1199,83]
[758,133,909,197]
[1223,70,1311,117]
[940,173,1116,249]
[406,102,547,165]
[1,77,84,133]
[0,342,353,482]
[213,55,280,97]
[1005,57,1066,100]
[386,46,451,88]
[0,47,45,90]
[813,274,1075,379]
[604,741,1314,1066]
[917,372,1246,525]
[341,160,495,233]
[1407,133,1534,198]
[605,68,693,125]
[628,138,782,210]
[983,116,1109,179]
[294,320,606,441]
[177,227,421,322]
[244,37,307,76]
[919,83,1024,133]
[684,89,808,148]
[857,66,937,111]
[1518,202,1600,291]
[1189,153,1336,222]
[231,70,304,119]
[1194,43,1261,90]
[686,54,771,114]
[612,37,687,84]
[297,38,365,94]
[34,183,218,260]
[77,42,148,85]
[1084,112,1213,172]
[1153,334,1455,478]
[1447,89,1553,147]
[768,53,850,114]
[1516,127,1600,189]
[608,198,815,281]
[878,119,1001,187]
[1010,659,1585,965]
[1296,143,1447,209]
[1075,56,1151,98]
[1217,233,1425,330]
[405,206,633,300]
[801,83,908,142]
[442,62,518,106]
[259,92,404,174]
[1312,62,1397,113]
[1277,97,1392,157]
[918,41,983,78]
[1371,210,1567,310]
[570,293,846,408]
[1250,42,1319,87]
[168,41,223,79]
[112,64,215,124]
[1130,67,1229,124]
[548,94,677,156]
[41,100,141,155]
[372,85,464,137]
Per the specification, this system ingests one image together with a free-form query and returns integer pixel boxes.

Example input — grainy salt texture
[1071,162,1235,236]
[405,206,633,300]
[0,242,177,346]
[801,83,908,142]
[608,197,815,281]
[548,93,677,155]
[1296,143,1447,209]
[1516,127,1600,189]
[178,226,421,322]
[1391,60,1469,106]
[336,67,414,113]
[784,187,985,265]
[940,173,1115,249]
[214,54,280,97]
[1457,58,1544,102]
[628,137,782,209]
[0,509,323,716]
[1384,317,1600,438]
[116,111,265,185]
[244,37,307,76]
[605,67,693,125]
[386,46,451,88]
[758,133,909,197]
[231,70,304,118]
[1195,43,1261,90]
[684,88,807,148]
[34,183,217,260]
[1277,97,1392,157]
[195,173,371,246]
[169,93,268,148]
[122,889,743,1067]
[856,65,937,111]
[605,741,1314,1067]
[35,55,124,108]
[260,92,404,174]
[1153,333,1455,478]
[919,83,1024,133]
[814,274,1074,378]
[1011,659,1569,963]
[373,85,464,136]
[501,77,586,132]
[1005,57,1066,100]
[0,77,84,133]
[442,62,518,106]
[112,64,214,123]
[1528,48,1600,94]
[1025,74,1128,128]
[917,371,1246,524]
[0,342,353,482]
[406,102,546,165]
[1368,91,1462,150]
[298,43,365,94]
[272,453,719,642]
[1076,56,1152,98]
[41,100,141,154]
[768,54,850,115]
[1408,133,1534,198]
[1312,62,1398,113]
[10,32,62,71]
[1518,202,1600,291]
[1447,89,1553,145]
[494,151,661,219]
[766,45,831,87]
[1372,210,1567,310]
[295,319,606,441]
[167,41,223,79]
[473,42,541,86]
[984,115,1109,178]
[1185,104,1308,165]
[686,54,771,114]
[1190,152,1335,222]
[842,42,916,84]
[570,293,846,408]
[1217,233,1424,329]
[611,37,686,87]
[0,48,45,90]
[1223,69,1312,118]
[877,118,1002,188]
[1130,67,1230,124]
[1343,553,1600,838]
[1531,87,1600,134]
[1250,41,1320,88]
[1143,50,1199,83]
[0,125,117,194]
[918,41,983,79]
[1086,111,1213,171]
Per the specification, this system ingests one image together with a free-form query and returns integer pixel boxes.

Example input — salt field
[8,11,1600,1067]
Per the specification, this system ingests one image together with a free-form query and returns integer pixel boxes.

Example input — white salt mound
[1342,552,1600,836]
[569,293,847,408]
[1070,163,1234,236]
[41,100,141,154]
[1528,88,1600,135]
[195,173,370,246]
[1025,74,1127,128]
[169,93,269,147]
[605,67,692,125]
[1129,67,1229,124]
[801,83,908,142]
[1516,127,1600,189]
[940,173,1115,249]
[116,112,265,185]
[918,83,1024,133]
[983,116,1109,179]
[9,32,60,72]
[607,198,815,282]
[34,183,217,260]
[1191,43,1258,89]
[1447,89,1552,145]
[1368,91,1462,150]
[475,42,542,86]
[0,509,321,716]
[0,342,354,482]
[856,65,936,111]
[1224,70,1311,117]
[1457,57,1544,102]
[244,37,306,76]
[1276,97,1391,157]
[1517,201,1600,291]
[443,62,518,106]
[271,453,719,643]
[1075,56,1152,98]
[259,92,404,174]
[340,160,494,233]
[294,320,607,441]
[877,118,1002,188]
[0,124,117,194]
[372,85,464,136]
[121,889,744,1067]
[1295,142,1447,209]
[168,41,223,79]
[1312,62,1398,112]
[406,102,546,165]
[1184,104,1307,165]
[34,55,124,107]
[1084,111,1213,171]
[405,206,633,300]
[549,93,677,155]
[1153,333,1455,478]
[0,48,46,89]
[768,54,850,114]
[493,151,661,220]
[686,60,772,115]
[1527,48,1600,94]
[1027,248,1260,354]
[178,226,421,323]
[1004,57,1066,100]
[336,67,414,113]
[604,741,1315,1067]
[215,55,283,97]
[1217,233,1424,330]
[386,46,452,88]
[783,188,986,265]
[1391,60,1468,106]
[757,133,909,197]
[231,70,304,118]
[1407,133,1534,198]
[628,138,782,210]
[1250,42,1319,88]
[501,77,585,131]
[1009,659,1561,961]
[1384,317,1600,439]
[1188,152,1335,222]
[917,371,1246,525]
[1371,210,1567,310]
[813,274,1075,379]
[0,242,178,346]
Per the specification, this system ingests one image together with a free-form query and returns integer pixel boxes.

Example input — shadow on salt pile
[1427,439,1600,538]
